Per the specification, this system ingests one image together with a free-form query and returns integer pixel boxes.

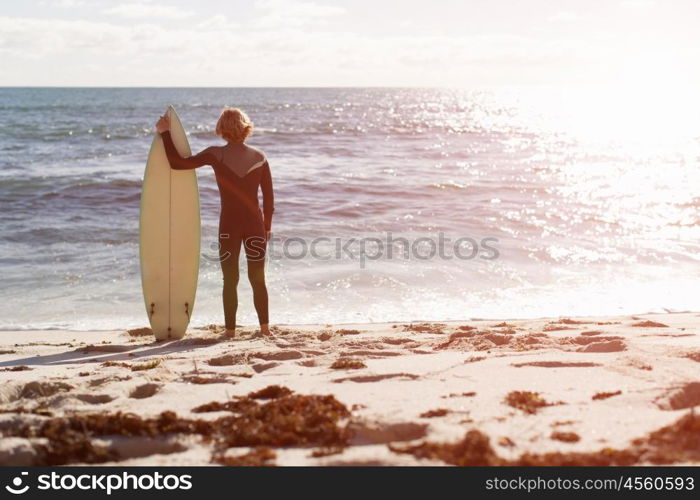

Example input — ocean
[1,87,699,330]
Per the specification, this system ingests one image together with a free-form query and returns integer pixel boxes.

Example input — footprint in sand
[512,361,601,368]
[129,383,161,399]
[75,393,116,404]
[578,340,626,353]
[207,353,248,366]
[332,373,419,383]
[684,352,700,362]
[655,382,700,410]
[252,362,279,373]
[348,420,428,445]
[631,320,668,328]
[0,381,74,404]
[340,349,402,358]
[251,350,304,361]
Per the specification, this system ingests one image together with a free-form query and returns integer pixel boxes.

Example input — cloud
[42,0,89,7]
[195,14,234,31]
[619,0,656,8]
[548,11,581,23]
[0,14,607,86]
[253,0,346,29]
[1,4,698,87]
[103,3,194,20]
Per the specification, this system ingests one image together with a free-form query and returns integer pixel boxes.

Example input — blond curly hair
[216,107,253,143]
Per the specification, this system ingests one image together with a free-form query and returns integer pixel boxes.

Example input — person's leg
[244,233,270,336]
[246,259,269,335]
[219,231,242,336]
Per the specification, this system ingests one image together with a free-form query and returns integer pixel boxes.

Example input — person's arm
[260,160,274,233]
[161,131,216,170]
[156,113,216,170]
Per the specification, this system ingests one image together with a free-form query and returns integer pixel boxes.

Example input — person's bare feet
[224,328,236,338]
[251,324,273,339]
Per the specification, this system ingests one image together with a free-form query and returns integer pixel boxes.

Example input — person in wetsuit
[155,107,274,337]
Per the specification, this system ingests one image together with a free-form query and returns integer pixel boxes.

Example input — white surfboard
[139,105,200,340]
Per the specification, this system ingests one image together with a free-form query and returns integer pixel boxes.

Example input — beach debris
[592,390,622,400]
[330,358,366,370]
[126,327,152,337]
[420,408,450,418]
[555,318,590,325]
[504,391,561,414]
[249,385,292,400]
[465,356,486,363]
[213,447,276,466]
[181,375,233,385]
[401,323,446,334]
[497,437,515,447]
[551,431,580,443]
[336,329,360,336]
[391,411,700,466]
[332,373,419,383]
[442,392,476,398]
[310,446,345,458]
[2,386,351,465]
[131,359,162,371]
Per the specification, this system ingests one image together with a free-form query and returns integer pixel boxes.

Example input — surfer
[155,108,273,338]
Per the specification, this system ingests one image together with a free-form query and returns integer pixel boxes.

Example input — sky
[0,0,699,87]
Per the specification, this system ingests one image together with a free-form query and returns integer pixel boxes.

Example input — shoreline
[1,311,698,466]
[4,307,698,333]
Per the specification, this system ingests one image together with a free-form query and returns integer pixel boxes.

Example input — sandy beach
[1,312,698,466]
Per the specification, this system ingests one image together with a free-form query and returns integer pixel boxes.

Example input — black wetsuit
[160,131,274,329]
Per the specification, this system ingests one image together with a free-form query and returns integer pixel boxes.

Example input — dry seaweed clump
[420,408,450,418]
[330,358,366,370]
[1,365,32,372]
[592,390,622,401]
[126,327,152,337]
[249,385,293,400]
[131,359,162,371]
[9,411,212,465]
[3,386,351,466]
[193,385,351,448]
[550,431,580,443]
[336,329,360,336]
[505,391,560,414]
[212,447,276,466]
[402,323,445,334]
[391,411,700,466]
[213,393,351,449]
